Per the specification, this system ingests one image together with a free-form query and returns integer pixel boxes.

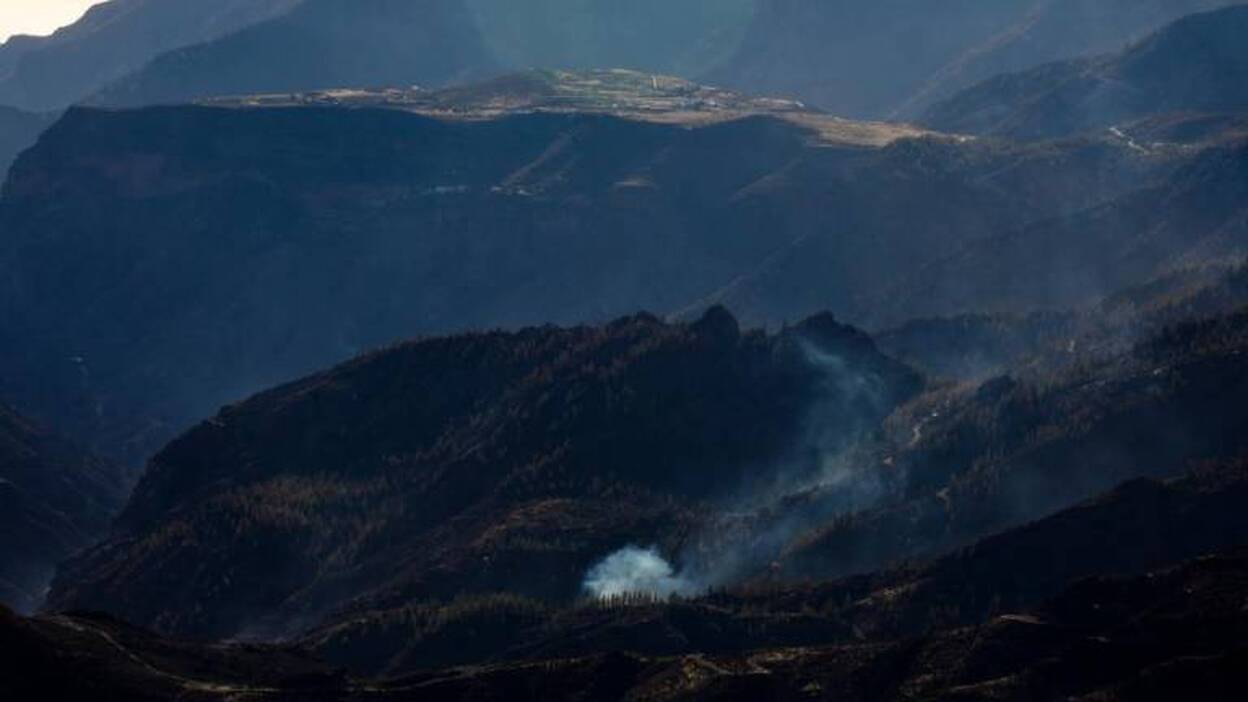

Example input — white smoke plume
[582,333,913,599]
[583,546,695,600]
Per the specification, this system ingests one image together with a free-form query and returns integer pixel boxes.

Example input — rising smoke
[583,336,912,600]
[582,545,695,599]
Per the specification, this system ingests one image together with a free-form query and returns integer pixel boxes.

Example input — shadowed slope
[923,5,1248,139]
[0,402,124,613]
[0,0,301,111]
[47,309,919,640]
[91,0,499,107]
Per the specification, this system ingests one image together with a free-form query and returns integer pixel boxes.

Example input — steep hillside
[876,261,1248,381]
[923,5,1248,138]
[91,0,500,107]
[0,75,1185,461]
[308,457,1248,676]
[891,0,1244,119]
[0,0,301,111]
[46,309,920,640]
[776,306,1248,582]
[0,105,52,176]
[799,461,1248,643]
[867,137,1248,323]
[12,466,1248,698]
[0,96,826,460]
[704,0,1239,120]
[680,132,1236,327]
[0,606,344,701]
[0,402,124,614]
[42,301,1248,651]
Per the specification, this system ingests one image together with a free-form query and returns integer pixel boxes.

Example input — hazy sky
[0,0,96,42]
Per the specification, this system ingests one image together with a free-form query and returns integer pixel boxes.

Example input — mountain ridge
[0,104,52,176]
[922,4,1248,139]
[705,0,1243,120]
[47,308,921,640]
[89,0,501,108]
[0,0,302,111]
[1,71,1220,462]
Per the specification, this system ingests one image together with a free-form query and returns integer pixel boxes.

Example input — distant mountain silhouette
[3,0,1240,119]
[923,5,1248,138]
[91,0,501,107]
[705,0,1241,119]
[0,0,301,111]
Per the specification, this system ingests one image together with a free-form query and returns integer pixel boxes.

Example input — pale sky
[0,0,97,42]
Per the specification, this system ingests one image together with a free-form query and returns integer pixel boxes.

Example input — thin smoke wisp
[581,333,912,598]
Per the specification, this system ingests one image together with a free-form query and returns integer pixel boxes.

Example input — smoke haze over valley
[3,2,1248,700]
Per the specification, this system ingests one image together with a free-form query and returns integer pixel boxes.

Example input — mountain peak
[692,305,740,343]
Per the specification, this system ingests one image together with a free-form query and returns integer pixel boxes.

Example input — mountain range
[0,69,929,462]
[3,38,1244,464]
[922,4,1248,138]
[2,2,1248,700]
[21,295,1248,692]
[706,0,1244,119]
[2,0,1240,117]
[1,0,1241,180]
